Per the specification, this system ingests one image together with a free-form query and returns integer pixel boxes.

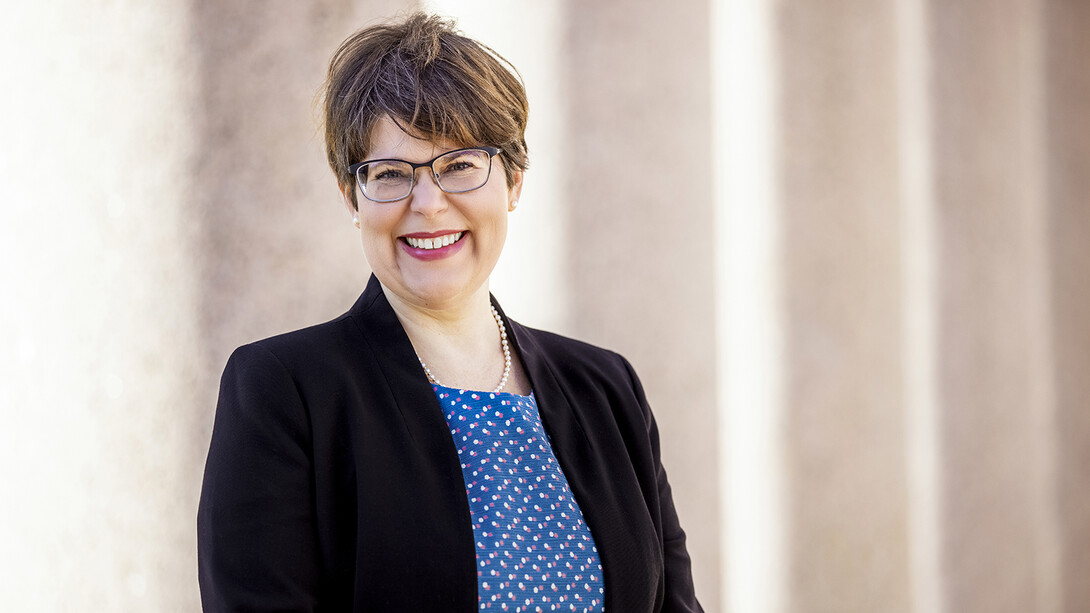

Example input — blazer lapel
[496,308,591,455]
[348,275,457,452]
[497,301,661,612]
[344,275,479,608]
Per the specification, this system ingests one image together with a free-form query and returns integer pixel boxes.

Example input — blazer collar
[345,276,448,450]
[346,274,590,449]
[492,301,592,452]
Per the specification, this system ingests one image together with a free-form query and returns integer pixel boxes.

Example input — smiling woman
[349,116,521,320]
[196,12,703,613]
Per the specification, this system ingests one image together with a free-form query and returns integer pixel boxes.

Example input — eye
[374,168,404,180]
[443,161,474,173]
[437,151,487,175]
[366,162,409,182]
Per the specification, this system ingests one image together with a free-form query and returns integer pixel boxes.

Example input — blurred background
[2,0,1088,611]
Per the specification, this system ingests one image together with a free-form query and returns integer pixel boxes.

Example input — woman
[198,13,702,613]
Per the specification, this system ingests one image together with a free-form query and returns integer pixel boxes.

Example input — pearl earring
[509,200,519,211]
[352,216,360,228]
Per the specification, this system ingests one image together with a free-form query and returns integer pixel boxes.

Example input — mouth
[400,231,465,250]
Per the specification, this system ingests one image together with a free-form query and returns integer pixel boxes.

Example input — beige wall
[1,1,1087,612]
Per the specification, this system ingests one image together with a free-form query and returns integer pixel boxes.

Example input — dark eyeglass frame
[348,146,502,203]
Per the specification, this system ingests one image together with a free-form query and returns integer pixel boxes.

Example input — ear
[339,182,358,217]
[507,170,524,212]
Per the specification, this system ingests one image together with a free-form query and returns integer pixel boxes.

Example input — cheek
[357,213,403,260]
[359,210,399,239]
[483,210,510,252]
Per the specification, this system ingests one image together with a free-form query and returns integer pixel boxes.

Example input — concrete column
[713,1,784,610]
[0,2,203,609]
[423,0,572,332]
[189,1,397,369]
[1044,1,1090,611]
[928,1,1060,611]
[775,1,913,611]
[562,0,720,609]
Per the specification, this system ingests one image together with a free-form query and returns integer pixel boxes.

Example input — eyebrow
[358,146,486,166]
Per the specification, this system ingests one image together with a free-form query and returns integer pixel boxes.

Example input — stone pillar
[424,0,572,331]
[189,1,394,368]
[1044,1,1090,612]
[775,1,913,611]
[0,1,204,609]
[928,1,1061,611]
[562,0,721,609]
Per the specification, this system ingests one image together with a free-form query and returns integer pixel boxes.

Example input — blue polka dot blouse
[434,384,606,612]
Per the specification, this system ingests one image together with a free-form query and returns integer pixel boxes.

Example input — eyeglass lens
[359,149,492,202]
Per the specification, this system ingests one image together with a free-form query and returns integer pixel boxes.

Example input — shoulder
[511,322,643,397]
[235,281,395,375]
[218,311,371,397]
[234,307,361,359]
[249,313,357,363]
[515,322,626,363]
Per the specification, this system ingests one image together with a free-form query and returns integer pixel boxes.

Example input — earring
[352,216,360,228]
[509,200,519,211]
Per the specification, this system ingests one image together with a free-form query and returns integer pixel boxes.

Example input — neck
[381,282,513,392]
[380,283,496,344]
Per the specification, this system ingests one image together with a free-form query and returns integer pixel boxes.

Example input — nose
[408,166,447,216]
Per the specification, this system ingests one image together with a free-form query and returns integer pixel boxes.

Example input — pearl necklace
[417,305,511,394]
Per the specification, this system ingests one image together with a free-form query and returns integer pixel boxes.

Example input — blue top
[434,384,606,612]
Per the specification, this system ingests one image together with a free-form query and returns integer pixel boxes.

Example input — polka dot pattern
[434,384,605,612]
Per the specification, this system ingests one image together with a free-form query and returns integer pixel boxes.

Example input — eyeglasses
[348,146,502,203]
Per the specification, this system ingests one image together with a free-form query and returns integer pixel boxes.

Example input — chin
[397,272,484,308]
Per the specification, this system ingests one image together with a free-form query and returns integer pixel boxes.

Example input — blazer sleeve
[197,343,320,612]
[621,356,704,613]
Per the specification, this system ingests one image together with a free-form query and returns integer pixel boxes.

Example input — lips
[398,230,467,261]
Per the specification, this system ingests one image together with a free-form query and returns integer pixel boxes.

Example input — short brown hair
[323,13,529,209]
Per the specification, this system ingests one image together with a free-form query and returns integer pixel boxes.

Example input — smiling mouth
[401,231,465,250]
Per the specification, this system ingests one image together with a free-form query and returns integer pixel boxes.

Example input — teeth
[405,232,463,250]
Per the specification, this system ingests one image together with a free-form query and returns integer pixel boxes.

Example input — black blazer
[198,275,702,612]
